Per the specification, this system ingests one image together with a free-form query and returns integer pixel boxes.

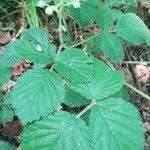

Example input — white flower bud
[37,0,46,8]
[73,0,80,9]
[45,6,58,16]
[45,6,54,16]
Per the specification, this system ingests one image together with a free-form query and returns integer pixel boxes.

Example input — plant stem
[76,100,97,118]
[50,45,62,71]
[58,3,64,46]
[121,61,150,65]
[71,34,100,48]
[125,82,150,101]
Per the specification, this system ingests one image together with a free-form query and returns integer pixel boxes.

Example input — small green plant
[0,0,150,149]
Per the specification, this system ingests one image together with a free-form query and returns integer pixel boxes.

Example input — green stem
[50,45,63,71]
[71,34,100,48]
[125,82,150,101]
[76,100,97,118]
[58,3,64,46]
[121,61,150,65]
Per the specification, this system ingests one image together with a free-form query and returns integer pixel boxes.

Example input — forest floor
[0,1,150,149]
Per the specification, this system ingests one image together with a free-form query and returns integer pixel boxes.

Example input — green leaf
[0,140,15,150]
[111,9,123,21]
[89,98,144,150]
[64,87,90,107]
[124,0,137,7]
[0,41,22,67]
[97,3,113,30]
[54,48,94,83]
[96,32,124,61]
[112,86,130,101]
[116,13,150,45]
[66,0,98,27]
[21,112,90,150]
[0,65,12,86]
[68,59,124,101]
[0,104,14,124]
[104,0,123,7]
[11,69,65,124]
[14,39,56,64]
[21,28,49,44]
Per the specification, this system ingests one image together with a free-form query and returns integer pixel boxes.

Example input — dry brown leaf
[2,80,16,92]
[0,31,11,45]
[134,64,150,83]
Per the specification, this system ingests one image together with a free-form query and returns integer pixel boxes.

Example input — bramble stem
[121,61,150,65]
[76,100,97,118]
[125,82,150,101]
[58,3,64,46]
[71,34,100,48]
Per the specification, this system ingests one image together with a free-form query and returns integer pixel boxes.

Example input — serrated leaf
[97,3,113,30]
[96,32,124,61]
[0,65,12,86]
[54,48,94,83]
[89,98,144,150]
[116,13,150,45]
[0,104,14,124]
[64,87,90,107]
[0,41,22,67]
[21,112,90,150]
[0,140,15,150]
[14,39,56,64]
[66,0,98,27]
[21,28,49,44]
[11,69,65,124]
[68,59,124,101]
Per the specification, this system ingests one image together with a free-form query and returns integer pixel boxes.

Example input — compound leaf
[21,112,90,150]
[64,87,90,107]
[54,48,93,83]
[0,140,15,150]
[11,69,65,124]
[0,41,22,67]
[21,28,49,44]
[116,13,150,44]
[68,59,124,101]
[0,65,12,86]
[89,98,144,150]
[14,39,56,64]
[96,32,124,61]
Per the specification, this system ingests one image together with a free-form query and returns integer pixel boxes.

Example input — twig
[125,82,150,101]
[121,61,150,65]
[71,33,100,48]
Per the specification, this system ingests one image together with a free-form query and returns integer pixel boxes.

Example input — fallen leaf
[0,31,11,45]
[134,64,150,83]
